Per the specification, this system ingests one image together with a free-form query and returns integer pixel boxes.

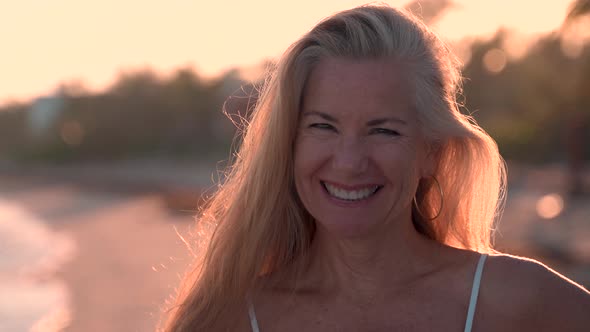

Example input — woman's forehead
[302,57,416,120]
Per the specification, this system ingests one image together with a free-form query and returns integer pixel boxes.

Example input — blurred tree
[0,102,29,159]
[562,0,590,196]
[461,28,590,165]
[0,6,588,168]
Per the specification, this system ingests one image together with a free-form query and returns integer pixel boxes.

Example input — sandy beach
[1,176,196,332]
[52,196,193,332]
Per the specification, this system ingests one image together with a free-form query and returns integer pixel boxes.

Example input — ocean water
[0,198,75,332]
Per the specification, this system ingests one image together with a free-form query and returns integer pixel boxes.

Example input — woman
[162,5,590,331]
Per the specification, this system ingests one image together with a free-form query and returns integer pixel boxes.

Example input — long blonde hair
[162,4,506,331]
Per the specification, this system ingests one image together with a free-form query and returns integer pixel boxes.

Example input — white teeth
[323,182,380,201]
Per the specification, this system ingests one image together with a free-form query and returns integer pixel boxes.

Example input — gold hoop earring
[413,176,443,221]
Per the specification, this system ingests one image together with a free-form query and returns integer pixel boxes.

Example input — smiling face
[294,58,433,238]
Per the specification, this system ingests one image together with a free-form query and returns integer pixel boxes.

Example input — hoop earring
[413,176,443,221]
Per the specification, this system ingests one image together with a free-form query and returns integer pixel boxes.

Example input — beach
[0,173,196,332]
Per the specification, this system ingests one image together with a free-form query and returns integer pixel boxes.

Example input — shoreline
[0,177,195,332]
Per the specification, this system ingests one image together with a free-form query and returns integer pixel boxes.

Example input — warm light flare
[483,48,507,74]
[560,16,590,58]
[60,120,85,146]
[536,193,564,219]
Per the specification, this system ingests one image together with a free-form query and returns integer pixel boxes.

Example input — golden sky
[0,0,573,104]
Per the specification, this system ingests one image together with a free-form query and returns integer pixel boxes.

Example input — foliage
[0,14,588,164]
[0,68,245,163]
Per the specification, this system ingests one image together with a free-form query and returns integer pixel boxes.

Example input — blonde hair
[162,4,506,331]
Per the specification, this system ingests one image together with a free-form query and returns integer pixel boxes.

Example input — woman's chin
[314,217,387,240]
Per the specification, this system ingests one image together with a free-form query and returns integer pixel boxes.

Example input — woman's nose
[331,137,369,174]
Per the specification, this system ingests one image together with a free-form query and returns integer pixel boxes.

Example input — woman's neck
[302,215,443,302]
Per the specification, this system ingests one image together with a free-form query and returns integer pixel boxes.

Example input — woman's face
[294,57,433,238]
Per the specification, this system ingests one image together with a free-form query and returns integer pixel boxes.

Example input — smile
[321,181,382,201]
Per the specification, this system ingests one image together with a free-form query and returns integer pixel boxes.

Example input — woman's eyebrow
[366,117,407,126]
[302,110,407,126]
[302,110,338,122]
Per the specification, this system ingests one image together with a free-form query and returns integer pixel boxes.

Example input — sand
[53,196,194,332]
[1,177,196,332]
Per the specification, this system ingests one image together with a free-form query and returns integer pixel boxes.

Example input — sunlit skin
[294,57,433,239]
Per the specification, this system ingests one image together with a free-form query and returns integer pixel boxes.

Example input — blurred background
[1,0,589,331]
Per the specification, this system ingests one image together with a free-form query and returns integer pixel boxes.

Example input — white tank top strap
[248,299,260,332]
[464,253,488,332]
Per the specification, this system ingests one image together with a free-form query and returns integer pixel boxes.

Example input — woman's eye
[309,123,336,131]
[371,128,400,136]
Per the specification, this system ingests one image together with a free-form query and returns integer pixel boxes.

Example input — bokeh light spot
[536,193,564,219]
[561,16,590,59]
[483,48,507,74]
[60,120,85,146]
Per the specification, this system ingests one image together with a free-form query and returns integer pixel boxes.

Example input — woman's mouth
[321,181,382,201]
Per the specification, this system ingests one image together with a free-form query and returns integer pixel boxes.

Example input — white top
[249,253,488,332]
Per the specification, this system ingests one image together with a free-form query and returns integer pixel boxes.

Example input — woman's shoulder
[483,253,589,299]
[478,252,590,330]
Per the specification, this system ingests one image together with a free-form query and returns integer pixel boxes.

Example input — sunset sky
[0,0,574,104]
